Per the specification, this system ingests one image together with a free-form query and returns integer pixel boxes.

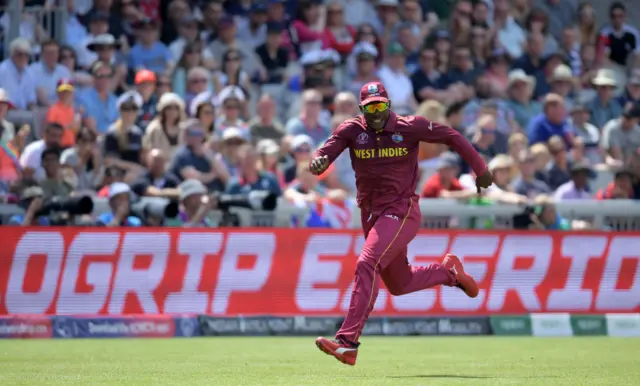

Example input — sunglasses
[294,146,311,153]
[187,130,205,137]
[362,102,389,114]
[226,56,240,61]
[224,104,240,109]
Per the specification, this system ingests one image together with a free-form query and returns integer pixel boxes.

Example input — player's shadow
[387,375,491,379]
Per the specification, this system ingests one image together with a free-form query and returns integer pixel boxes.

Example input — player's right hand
[310,155,329,175]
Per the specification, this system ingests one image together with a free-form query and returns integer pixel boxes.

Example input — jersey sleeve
[312,120,352,165]
[411,116,488,176]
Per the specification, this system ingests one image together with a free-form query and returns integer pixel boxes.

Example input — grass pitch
[1,337,639,385]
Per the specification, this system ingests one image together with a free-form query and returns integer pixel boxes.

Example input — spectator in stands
[161,0,191,44]
[167,179,217,227]
[507,133,529,161]
[168,15,205,62]
[569,103,602,165]
[28,40,72,107]
[60,128,103,192]
[587,69,623,129]
[129,18,172,75]
[255,22,289,84]
[189,91,216,139]
[76,61,118,134]
[285,162,348,210]
[596,2,640,68]
[216,85,249,138]
[323,1,356,57]
[59,46,89,88]
[256,139,285,188]
[156,73,172,98]
[333,92,359,117]
[513,32,545,76]
[97,165,125,197]
[395,22,420,74]
[445,101,465,134]
[411,46,444,105]
[236,3,268,50]
[0,38,36,110]
[445,45,480,88]
[226,143,281,196]
[601,102,640,167]
[249,94,285,143]
[77,12,112,69]
[169,119,229,192]
[466,114,499,171]
[282,134,315,183]
[511,149,551,199]
[485,49,512,96]
[618,72,640,107]
[131,148,180,199]
[469,23,490,69]
[597,168,635,200]
[577,3,596,45]
[507,69,541,133]
[142,92,185,161]
[213,49,252,96]
[528,194,571,230]
[217,128,246,179]
[20,122,64,181]
[530,142,552,181]
[209,15,264,79]
[462,79,515,138]
[286,89,330,145]
[421,152,467,198]
[104,92,145,180]
[96,182,143,227]
[559,25,581,76]
[526,8,559,57]
[548,64,576,109]
[8,186,49,226]
[554,160,594,200]
[200,1,225,42]
[527,93,574,147]
[39,147,72,200]
[46,79,81,148]
[532,51,567,100]
[134,69,157,129]
[486,154,519,194]
[546,135,572,190]
[0,90,16,144]
[493,0,526,59]
[182,67,212,114]
[346,42,379,97]
[87,34,128,92]
[289,0,324,55]
[449,0,473,45]
[172,42,208,99]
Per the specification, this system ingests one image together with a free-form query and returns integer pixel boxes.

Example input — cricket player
[310,82,493,366]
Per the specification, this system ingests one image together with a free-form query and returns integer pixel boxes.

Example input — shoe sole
[443,254,479,298]
[315,339,356,366]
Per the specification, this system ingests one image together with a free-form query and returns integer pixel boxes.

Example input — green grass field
[1,337,639,385]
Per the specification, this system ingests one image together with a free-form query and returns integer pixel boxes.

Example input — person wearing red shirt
[596,168,635,199]
[421,152,464,198]
[322,2,356,56]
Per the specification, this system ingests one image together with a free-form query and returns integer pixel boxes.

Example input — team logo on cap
[367,84,379,95]
[392,133,403,143]
[356,132,369,144]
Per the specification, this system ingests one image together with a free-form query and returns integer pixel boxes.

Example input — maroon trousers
[335,197,456,344]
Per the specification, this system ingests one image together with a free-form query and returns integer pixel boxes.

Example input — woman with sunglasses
[142,92,186,162]
[172,41,209,99]
[189,91,217,146]
[212,49,250,98]
[215,85,249,139]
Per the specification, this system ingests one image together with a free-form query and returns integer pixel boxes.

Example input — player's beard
[364,112,388,131]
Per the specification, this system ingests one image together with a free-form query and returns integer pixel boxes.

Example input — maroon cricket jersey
[313,111,488,214]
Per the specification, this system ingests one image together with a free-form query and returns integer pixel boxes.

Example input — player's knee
[386,285,405,296]
[355,256,377,272]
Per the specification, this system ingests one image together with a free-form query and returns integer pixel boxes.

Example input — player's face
[361,101,390,130]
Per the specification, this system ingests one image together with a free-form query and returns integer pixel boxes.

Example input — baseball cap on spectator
[322,49,341,65]
[377,0,399,7]
[550,64,574,82]
[352,42,378,59]
[592,68,617,87]
[87,34,119,51]
[108,182,132,200]
[179,179,207,202]
[135,69,156,85]
[116,91,143,111]
[508,69,535,89]
[257,139,280,155]
[0,88,14,108]
[300,50,325,67]
[622,102,640,118]
[437,152,459,170]
[56,78,74,93]
[571,160,596,179]
[10,38,31,55]
[387,42,404,56]
[217,85,246,104]
[222,127,246,143]
[360,81,389,105]
[292,134,315,152]
[190,91,217,117]
[614,167,636,179]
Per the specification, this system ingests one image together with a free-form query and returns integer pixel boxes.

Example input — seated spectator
[601,103,640,168]
[469,114,500,164]
[60,128,103,192]
[8,186,50,226]
[415,100,447,168]
[462,78,516,138]
[20,122,64,181]
[282,134,315,183]
[169,15,208,62]
[513,32,545,76]
[249,94,285,143]
[527,93,574,148]
[169,119,229,192]
[411,46,445,104]
[597,168,635,200]
[445,101,466,134]
[569,103,602,165]
[506,69,542,130]
[617,72,640,107]
[530,142,552,182]
[548,64,577,110]
[532,51,567,100]
[46,79,81,148]
[167,179,216,227]
[96,165,126,197]
[0,38,36,110]
[443,45,481,89]
[76,13,114,69]
[285,89,331,146]
[28,39,72,107]
[96,182,143,227]
[189,91,216,141]
[217,128,247,179]
[528,195,571,230]
[134,69,158,129]
[345,42,380,97]
[546,135,572,190]
[285,162,347,206]
[129,18,172,75]
[484,49,511,96]
[377,42,416,115]
[76,61,118,134]
[174,48,211,101]
[39,147,72,200]
[225,144,281,197]
[554,161,594,200]
[0,123,21,187]
[131,149,181,199]
[208,15,264,81]
[256,139,285,188]
[322,1,356,56]
[213,49,251,97]
[333,92,359,117]
[511,149,551,199]
[255,22,289,84]
[486,154,517,193]
[507,133,529,162]
[587,69,623,130]
[421,152,469,199]
[104,92,145,179]
[143,92,186,161]
[86,34,127,92]
[216,85,250,138]
[0,89,16,143]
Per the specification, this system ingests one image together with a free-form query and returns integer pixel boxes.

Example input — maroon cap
[359,82,389,105]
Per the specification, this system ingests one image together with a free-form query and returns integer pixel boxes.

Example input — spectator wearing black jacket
[131,148,181,199]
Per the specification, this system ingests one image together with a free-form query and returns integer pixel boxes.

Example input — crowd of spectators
[0,0,639,229]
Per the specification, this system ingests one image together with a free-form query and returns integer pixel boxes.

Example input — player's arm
[412,116,493,190]
[310,121,351,175]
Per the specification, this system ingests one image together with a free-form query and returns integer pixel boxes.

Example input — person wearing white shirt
[0,38,37,110]
[76,12,111,69]
[169,15,215,63]
[19,122,64,181]
[28,40,72,107]
[376,42,416,115]
[493,0,526,59]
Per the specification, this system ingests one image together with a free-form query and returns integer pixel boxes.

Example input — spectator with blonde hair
[546,135,572,190]
[415,99,447,168]
[507,132,529,161]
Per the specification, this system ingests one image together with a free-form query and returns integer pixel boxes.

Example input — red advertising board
[0,228,638,316]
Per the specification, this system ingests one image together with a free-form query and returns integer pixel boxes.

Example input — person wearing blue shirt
[225,144,281,196]
[0,38,37,109]
[527,93,575,148]
[75,61,118,133]
[529,195,571,230]
[96,182,143,227]
[128,18,172,75]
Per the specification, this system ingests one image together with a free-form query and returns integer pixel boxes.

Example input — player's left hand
[475,170,494,194]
